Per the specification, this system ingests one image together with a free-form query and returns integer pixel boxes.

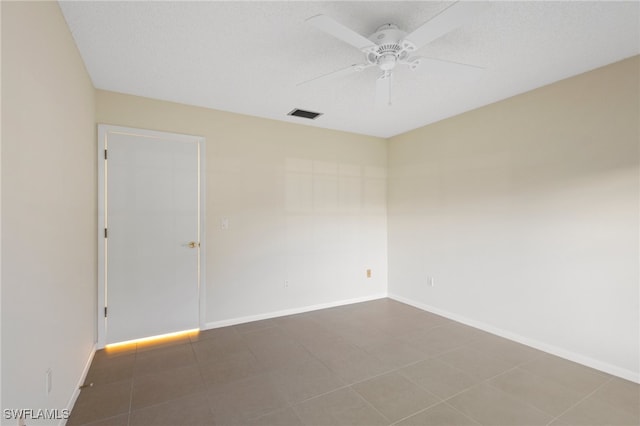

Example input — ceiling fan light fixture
[378,54,397,71]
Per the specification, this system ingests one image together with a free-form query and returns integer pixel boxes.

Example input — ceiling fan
[300,2,486,106]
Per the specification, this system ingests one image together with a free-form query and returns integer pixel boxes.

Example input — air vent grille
[288,108,323,120]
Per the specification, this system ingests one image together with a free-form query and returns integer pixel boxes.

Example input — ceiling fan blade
[296,63,371,87]
[402,1,487,51]
[406,57,484,76]
[375,72,392,107]
[307,14,377,52]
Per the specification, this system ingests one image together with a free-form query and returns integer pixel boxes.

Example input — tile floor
[68,299,639,426]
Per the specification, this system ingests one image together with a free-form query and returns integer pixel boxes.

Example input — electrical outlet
[284,280,289,288]
[46,368,52,395]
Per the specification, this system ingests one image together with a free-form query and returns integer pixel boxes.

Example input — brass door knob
[187,241,200,248]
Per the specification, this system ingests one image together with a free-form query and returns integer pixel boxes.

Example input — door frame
[97,124,206,349]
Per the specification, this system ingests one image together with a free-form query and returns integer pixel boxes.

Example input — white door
[98,125,204,347]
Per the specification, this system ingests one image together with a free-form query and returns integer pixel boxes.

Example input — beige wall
[96,91,389,325]
[388,56,639,380]
[1,1,97,420]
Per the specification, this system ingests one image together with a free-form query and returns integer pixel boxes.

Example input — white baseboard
[388,293,640,384]
[205,293,388,330]
[60,344,96,426]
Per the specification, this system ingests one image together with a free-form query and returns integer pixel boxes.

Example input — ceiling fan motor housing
[366,24,410,70]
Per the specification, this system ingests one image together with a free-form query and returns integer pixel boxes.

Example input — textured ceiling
[59,1,639,138]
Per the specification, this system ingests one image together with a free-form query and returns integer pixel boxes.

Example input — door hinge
[104,307,108,317]
[104,228,108,238]
[104,149,108,160]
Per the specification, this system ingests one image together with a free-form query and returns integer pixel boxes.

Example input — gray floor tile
[91,345,137,366]
[352,372,441,422]
[396,319,452,344]
[129,392,215,426]
[192,332,250,363]
[590,377,640,417]
[206,373,289,424]
[447,382,553,426]
[366,314,430,335]
[394,402,479,426]
[249,329,299,349]
[248,338,315,370]
[362,338,428,368]
[400,311,449,329]
[488,367,586,417]
[469,334,545,366]
[67,380,132,426]
[549,419,572,426]
[233,318,277,334]
[321,346,396,384]
[134,343,197,376]
[406,324,475,357]
[435,322,479,340]
[297,335,357,360]
[447,383,553,426]
[269,358,345,404]
[335,324,398,348]
[70,299,637,426]
[519,354,610,395]
[131,364,206,410]
[399,358,481,399]
[199,348,265,386]
[84,353,135,386]
[246,408,304,426]
[554,395,640,426]
[293,387,388,426]
[275,316,336,341]
[436,346,517,380]
[291,328,343,349]
[77,414,130,426]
